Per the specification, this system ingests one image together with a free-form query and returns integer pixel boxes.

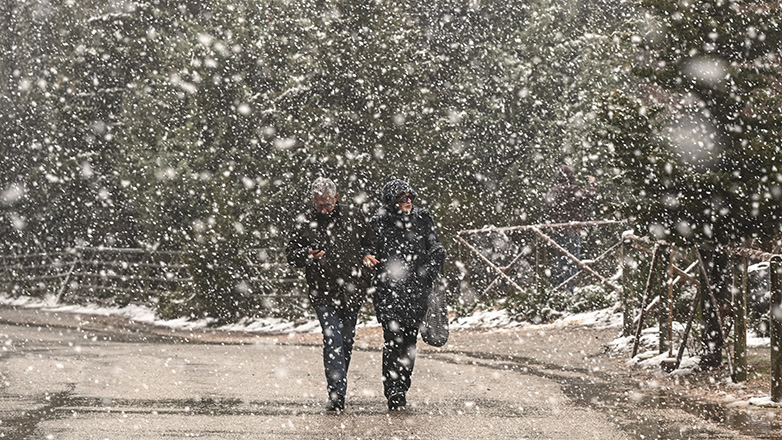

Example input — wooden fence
[622,234,782,402]
[458,224,782,402]
[456,220,627,299]
[0,247,306,306]
[5,236,781,401]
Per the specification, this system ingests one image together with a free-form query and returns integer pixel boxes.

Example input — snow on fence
[0,247,306,306]
[623,234,782,403]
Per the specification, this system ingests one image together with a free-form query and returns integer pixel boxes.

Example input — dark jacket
[545,165,595,223]
[369,179,446,326]
[286,204,374,308]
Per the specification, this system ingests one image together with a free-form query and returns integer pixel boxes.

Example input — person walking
[364,178,446,410]
[544,165,596,290]
[286,177,376,412]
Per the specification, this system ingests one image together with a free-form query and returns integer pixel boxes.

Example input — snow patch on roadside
[748,396,782,408]
[606,320,777,408]
[450,307,522,330]
[2,292,626,335]
[0,293,327,334]
[548,306,623,329]
[451,303,623,332]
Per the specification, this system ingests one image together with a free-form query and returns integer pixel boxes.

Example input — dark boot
[387,393,406,411]
[326,395,345,412]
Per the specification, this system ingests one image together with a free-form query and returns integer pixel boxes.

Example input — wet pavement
[0,306,779,439]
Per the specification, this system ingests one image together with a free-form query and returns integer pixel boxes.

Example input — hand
[363,254,380,269]
[587,175,596,184]
[308,248,325,260]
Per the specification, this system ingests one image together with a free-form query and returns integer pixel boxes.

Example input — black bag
[420,281,449,347]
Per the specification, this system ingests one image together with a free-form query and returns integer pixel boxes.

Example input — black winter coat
[370,180,446,326]
[286,204,374,308]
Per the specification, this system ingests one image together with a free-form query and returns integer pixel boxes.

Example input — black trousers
[381,320,419,398]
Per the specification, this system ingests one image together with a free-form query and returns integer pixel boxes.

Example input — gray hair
[310,177,337,198]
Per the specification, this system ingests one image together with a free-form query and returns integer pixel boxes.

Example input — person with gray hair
[310,176,337,200]
[286,177,377,412]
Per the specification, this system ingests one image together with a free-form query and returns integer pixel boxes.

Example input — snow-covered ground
[450,303,623,331]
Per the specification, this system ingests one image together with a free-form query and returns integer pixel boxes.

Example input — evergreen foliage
[3,0,778,324]
[596,0,782,248]
[592,0,782,366]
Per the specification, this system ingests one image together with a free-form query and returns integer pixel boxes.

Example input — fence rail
[0,247,306,305]
[456,220,627,299]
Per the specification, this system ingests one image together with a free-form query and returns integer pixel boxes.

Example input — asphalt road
[0,306,777,439]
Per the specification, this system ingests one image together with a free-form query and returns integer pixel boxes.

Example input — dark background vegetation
[1,0,780,325]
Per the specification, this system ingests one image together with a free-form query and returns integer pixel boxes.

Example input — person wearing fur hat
[364,178,446,410]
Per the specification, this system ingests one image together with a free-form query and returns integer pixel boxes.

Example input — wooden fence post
[54,255,79,305]
[535,235,544,296]
[732,257,748,383]
[667,250,675,357]
[675,282,702,370]
[657,245,671,354]
[771,255,782,402]
[0,254,7,294]
[632,244,660,358]
[621,239,633,337]
[696,249,734,375]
